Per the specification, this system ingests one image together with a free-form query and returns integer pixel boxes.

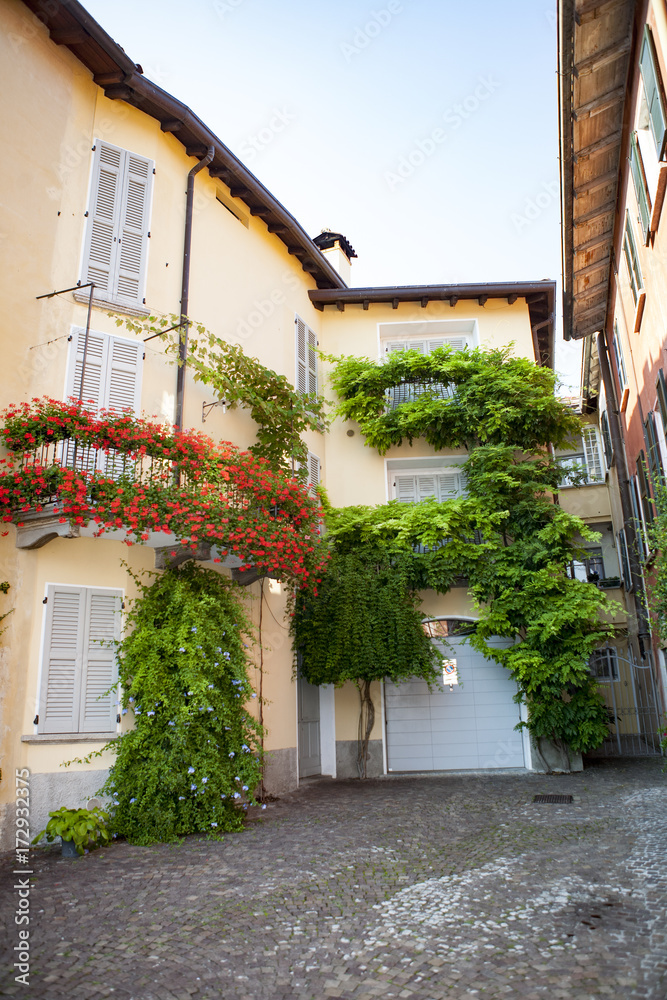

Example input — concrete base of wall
[335,739,384,779]
[263,747,298,796]
[530,737,583,773]
[3,769,111,850]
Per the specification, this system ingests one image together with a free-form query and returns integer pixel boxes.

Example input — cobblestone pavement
[2,758,666,1000]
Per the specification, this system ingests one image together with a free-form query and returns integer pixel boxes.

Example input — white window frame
[557,426,606,487]
[80,139,154,308]
[37,584,122,736]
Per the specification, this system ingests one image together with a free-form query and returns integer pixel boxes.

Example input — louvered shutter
[106,338,143,414]
[637,451,654,524]
[640,26,667,160]
[654,401,667,470]
[437,471,463,500]
[115,151,152,303]
[39,586,86,734]
[66,328,108,408]
[63,330,109,473]
[439,337,467,353]
[395,475,418,503]
[416,474,438,501]
[80,589,121,732]
[630,133,651,243]
[582,426,604,482]
[600,410,613,466]
[386,341,407,354]
[307,452,320,495]
[81,142,123,296]
[295,318,317,396]
[644,412,664,485]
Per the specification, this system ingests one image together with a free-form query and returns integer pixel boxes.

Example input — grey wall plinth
[336,739,384,779]
[530,737,583,773]
[24,770,110,846]
[263,748,297,796]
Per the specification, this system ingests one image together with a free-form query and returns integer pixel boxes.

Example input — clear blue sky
[84,0,581,388]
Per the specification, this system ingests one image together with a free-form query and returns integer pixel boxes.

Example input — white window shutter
[395,475,418,503]
[386,341,408,354]
[81,141,123,296]
[105,338,143,414]
[115,151,153,303]
[307,452,320,494]
[582,426,604,482]
[416,474,438,501]
[437,471,463,500]
[39,586,86,734]
[443,336,467,352]
[307,326,318,395]
[80,590,121,732]
[296,317,308,394]
[66,328,108,408]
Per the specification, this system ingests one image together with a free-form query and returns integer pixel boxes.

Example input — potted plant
[32,806,111,857]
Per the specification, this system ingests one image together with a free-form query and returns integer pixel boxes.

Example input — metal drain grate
[532,794,574,804]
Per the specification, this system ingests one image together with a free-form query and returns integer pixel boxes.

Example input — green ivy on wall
[98,563,263,844]
[294,346,618,762]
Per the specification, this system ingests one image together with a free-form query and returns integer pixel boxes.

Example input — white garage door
[385,636,525,771]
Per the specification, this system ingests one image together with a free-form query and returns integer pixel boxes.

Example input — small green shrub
[32,806,111,855]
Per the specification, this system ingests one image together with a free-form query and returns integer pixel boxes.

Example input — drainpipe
[175,145,215,431]
[596,331,651,652]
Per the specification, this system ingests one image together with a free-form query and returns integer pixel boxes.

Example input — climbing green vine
[93,563,263,844]
[120,313,327,472]
[293,346,618,760]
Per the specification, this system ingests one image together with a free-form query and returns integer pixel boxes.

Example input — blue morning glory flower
[168,720,175,726]
[207,707,213,712]
[179,647,186,652]
[251,693,257,699]
[130,798,136,803]
[242,785,248,791]
[188,766,195,773]
[233,792,241,799]
[122,709,128,715]
[196,645,202,649]
[202,777,208,784]
[190,783,197,791]
[241,744,249,751]
[208,684,214,689]
[229,752,235,758]
[147,711,155,717]
[191,627,197,632]
[211,822,217,827]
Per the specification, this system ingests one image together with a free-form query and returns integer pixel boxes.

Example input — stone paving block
[2,759,667,999]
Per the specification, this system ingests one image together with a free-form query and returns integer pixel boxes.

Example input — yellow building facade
[1,0,558,847]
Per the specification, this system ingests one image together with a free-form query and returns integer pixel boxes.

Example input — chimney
[313,230,357,284]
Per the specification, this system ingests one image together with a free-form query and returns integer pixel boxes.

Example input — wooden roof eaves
[309,282,556,368]
[559,0,638,341]
[20,0,345,293]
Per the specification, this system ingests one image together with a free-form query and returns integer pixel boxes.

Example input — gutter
[558,0,575,340]
[175,145,215,433]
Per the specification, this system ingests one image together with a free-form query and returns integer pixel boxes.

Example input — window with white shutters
[393,468,465,503]
[384,336,469,356]
[65,328,143,413]
[81,140,153,306]
[38,585,122,735]
[296,316,318,397]
[63,329,142,474]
